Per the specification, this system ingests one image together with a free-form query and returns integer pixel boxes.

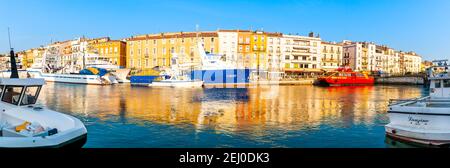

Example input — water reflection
[37,83,426,147]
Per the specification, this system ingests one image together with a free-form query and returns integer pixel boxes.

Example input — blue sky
[1,0,449,60]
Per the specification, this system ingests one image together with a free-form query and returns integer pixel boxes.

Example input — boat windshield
[21,86,41,106]
[1,86,23,105]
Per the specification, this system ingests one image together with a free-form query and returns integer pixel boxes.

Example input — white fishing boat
[149,55,203,88]
[0,44,87,148]
[385,59,450,146]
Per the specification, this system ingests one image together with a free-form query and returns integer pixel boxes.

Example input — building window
[211,38,214,42]
[245,37,250,44]
[114,47,118,54]
[162,48,166,55]
[145,59,149,67]
[444,80,450,88]
[246,46,250,52]
[239,46,243,52]
[153,48,157,55]
[435,80,442,88]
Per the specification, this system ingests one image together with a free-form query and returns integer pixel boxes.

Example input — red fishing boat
[314,67,375,86]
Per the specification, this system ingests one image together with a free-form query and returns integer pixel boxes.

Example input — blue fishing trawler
[189,42,251,85]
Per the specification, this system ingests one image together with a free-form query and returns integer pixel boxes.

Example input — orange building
[90,40,127,67]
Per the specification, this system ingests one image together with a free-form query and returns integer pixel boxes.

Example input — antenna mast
[8,27,12,50]
[7,27,19,78]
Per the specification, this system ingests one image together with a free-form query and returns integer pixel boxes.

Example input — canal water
[37,83,427,148]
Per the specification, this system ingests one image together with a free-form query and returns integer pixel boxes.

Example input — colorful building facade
[126,31,219,69]
[90,40,127,67]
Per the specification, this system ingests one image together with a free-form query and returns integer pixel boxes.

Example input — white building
[218,30,238,64]
[321,41,343,70]
[280,33,322,77]
[266,32,287,72]
[401,51,422,74]
[343,41,376,72]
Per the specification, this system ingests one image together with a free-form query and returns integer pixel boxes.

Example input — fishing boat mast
[7,27,19,78]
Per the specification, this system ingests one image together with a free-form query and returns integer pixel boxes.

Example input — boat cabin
[0,78,45,106]
[429,76,450,98]
[428,61,450,98]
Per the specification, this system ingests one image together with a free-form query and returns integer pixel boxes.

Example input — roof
[218,29,252,33]
[128,31,218,41]
[0,78,45,86]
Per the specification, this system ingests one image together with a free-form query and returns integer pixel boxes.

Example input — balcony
[322,58,339,63]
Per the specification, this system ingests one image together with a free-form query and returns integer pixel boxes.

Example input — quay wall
[252,79,315,85]
[375,76,425,85]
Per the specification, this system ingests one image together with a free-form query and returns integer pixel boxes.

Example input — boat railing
[388,97,429,106]
[388,96,450,106]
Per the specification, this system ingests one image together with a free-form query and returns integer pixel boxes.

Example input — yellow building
[236,30,267,69]
[250,31,267,70]
[126,31,219,69]
[17,48,45,69]
[90,40,127,67]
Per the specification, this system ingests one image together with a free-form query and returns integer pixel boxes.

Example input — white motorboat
[24,44,120,85]
[149,53,203,88]
[385,59,450,146]
[27,69,118,85]
[84,54,131,83]
[150,79,203,87]
[0,78,87,148]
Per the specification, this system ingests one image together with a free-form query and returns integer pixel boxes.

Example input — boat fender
[391,129,396,134]
[15,122,31,132]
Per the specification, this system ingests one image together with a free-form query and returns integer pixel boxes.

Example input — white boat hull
[150,80,203,87]
[27,71,117,85]
[0,115,87,148]
[385,96,450,146]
